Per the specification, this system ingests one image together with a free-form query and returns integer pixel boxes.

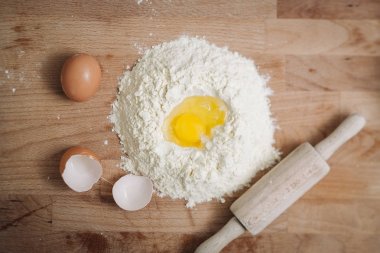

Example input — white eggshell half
[112,175,153,211]
[62,154,102,192]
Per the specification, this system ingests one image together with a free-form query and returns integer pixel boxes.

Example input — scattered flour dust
[111,36,280,207]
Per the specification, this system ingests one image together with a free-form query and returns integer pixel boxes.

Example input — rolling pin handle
[195,217,246,253]
[315,114,366,160]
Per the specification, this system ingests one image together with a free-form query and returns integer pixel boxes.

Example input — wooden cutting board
[0,1,379,252]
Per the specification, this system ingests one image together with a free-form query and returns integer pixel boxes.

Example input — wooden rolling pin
[195,114,366,253]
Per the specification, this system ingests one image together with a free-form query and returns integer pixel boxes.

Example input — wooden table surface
[0,0,379,252]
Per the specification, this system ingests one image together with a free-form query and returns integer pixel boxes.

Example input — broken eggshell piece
[112,175,153,211]
[60,146,102,192]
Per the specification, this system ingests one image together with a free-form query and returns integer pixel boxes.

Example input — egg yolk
[164,96,227,148]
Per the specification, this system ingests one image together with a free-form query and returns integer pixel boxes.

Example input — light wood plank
[0,195,52,232]
[0,18,266,56]
[0,0,276,20]
[278,0,380,19]
[288,199,380,235]
[306,164,380,201]
[223,233,380,253]
[51,193,288,234]
[0,229,209,253]
[1,230,379,253]
[253,54,287,93]
[52,194,234,233]
[0,160,69,195]
[337,92,380,166]
[272,91,341,155]
[265,19,380,55]
[285,55,380,91]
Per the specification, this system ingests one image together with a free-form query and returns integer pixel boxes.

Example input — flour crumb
[11,88,16,94]
[17,49,25,58]
[136,0,144,5]
[133,42,148,55]
[111,36,279,207]
[57,115,61,120]
[5,70,10,79]
[149,32,153,37]
[104,140,109,145]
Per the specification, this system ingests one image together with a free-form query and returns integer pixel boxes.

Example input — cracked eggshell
[112,175,153,211]
[60,146,102,192]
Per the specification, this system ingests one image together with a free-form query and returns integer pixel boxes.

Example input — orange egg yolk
[164,96,227,148]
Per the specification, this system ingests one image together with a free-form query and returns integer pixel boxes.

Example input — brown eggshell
[61,53,101,102]
[59,146,99,174]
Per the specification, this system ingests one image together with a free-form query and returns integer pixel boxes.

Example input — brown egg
[61,53,101,102]
[60,146,103,192]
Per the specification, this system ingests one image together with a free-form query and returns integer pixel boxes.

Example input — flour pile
[111,36,279,207]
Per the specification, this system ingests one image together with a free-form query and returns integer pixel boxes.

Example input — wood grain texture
[0,0,379,252]
[278,0,380,19]
[285,56,380,91]
[288,199,380,235]
[223,233,380,253]
[0,0,276,19]
[265,19,380,55]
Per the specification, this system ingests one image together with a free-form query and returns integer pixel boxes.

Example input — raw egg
[112,175,153,211]
[60,146,102,192]
[164,96,227,148]
[61,53,101,102]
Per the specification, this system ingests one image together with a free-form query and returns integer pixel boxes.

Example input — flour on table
[110,36,279,207]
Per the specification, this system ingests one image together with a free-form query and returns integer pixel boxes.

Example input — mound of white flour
[111,36,279,207]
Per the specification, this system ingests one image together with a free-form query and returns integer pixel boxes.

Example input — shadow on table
[41,51,75,99]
